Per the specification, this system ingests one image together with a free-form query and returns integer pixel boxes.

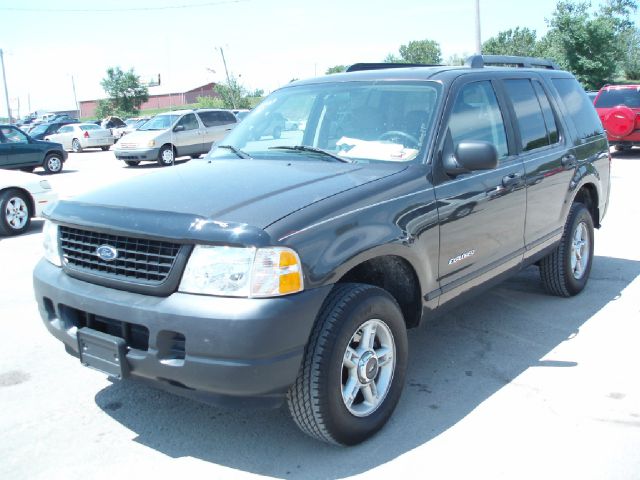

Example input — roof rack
[465,55,560,70]
[346,62,440,72]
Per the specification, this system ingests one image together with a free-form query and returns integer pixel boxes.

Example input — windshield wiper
[216,144,252,159]
[269,145,353,163]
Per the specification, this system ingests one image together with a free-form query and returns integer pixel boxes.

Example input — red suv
[594,84,640,151]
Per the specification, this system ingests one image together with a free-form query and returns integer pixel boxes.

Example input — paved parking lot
[1,148,639,479]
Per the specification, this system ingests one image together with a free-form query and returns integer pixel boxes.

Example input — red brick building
[79,82,217,118]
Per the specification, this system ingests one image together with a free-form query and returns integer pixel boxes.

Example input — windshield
[206,80,441,163]
[139,114,179,131]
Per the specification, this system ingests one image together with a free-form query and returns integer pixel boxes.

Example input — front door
[0,126,42,168]
[434,79,526,304]
[171,113,202,156]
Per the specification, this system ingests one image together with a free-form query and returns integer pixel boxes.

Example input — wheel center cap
[357,351,379,383]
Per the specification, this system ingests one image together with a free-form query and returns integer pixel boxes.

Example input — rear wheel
[0,189,32,236]
[540,202,594,297]
[101,146,110,151]
[287,284,408,445]
[158,145,175,166]
[43,153,63,174]
[124,160,140,167]
[19,167,35,173]
[71,138,83,153]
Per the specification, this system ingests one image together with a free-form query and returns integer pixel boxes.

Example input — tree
[215,76,251,109]
[195,95,224,109]
[482,27,541,57]
[446,53,468,66]
[99,67,149,117]
[325,65,347,74]
[385,39,442,64]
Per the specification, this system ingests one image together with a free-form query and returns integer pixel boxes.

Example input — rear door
[434,77,526,304]
[197,110,237,150]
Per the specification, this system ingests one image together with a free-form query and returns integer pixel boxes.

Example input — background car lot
[1,148,639,479]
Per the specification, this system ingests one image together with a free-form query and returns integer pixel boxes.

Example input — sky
[0,0,638,116]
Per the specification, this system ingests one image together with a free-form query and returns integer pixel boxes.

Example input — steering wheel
[378,131,419,148]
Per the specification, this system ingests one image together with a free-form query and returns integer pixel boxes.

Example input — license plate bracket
[77,328,129,379]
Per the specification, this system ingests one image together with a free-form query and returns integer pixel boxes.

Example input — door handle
[502,172,522,188]
[561,154,577,168]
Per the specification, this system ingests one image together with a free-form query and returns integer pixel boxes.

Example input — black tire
[0,189,32,236]
[71,138,83,153]
[19,167,35,173]
[157,145,175,166]
[101,146,110,151]
[287,283,408,446]
[614,145,632,152]
[190,154,201,159]
[540,202,594,297]
[42,153,64,174]
[124,160,140,167]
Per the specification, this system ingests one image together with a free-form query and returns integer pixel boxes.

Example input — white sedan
[45,123,114,152]
[0,170,58,235]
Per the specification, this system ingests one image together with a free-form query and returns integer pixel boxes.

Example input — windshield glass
[139,114,179,130]
[206,80,442,163]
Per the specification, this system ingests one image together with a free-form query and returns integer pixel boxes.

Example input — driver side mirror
[443,141,498,176]
[173,125,185,133]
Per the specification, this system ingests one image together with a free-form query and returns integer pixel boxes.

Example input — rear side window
[533,82,559,144]
[594,88,640,108]
[198,111,236,127]
[552,78,604,139]
[504,79,549,151]
[80,124,100,131]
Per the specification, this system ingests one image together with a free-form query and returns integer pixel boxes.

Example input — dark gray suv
[0,125,68,173]
[34,55,610,445]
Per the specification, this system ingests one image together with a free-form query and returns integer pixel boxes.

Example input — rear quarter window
[551,78,604,139]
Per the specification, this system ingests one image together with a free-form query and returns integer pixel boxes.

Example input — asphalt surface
[1,148,639,480]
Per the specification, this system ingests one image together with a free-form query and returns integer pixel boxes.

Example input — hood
[115,129,164,146]
[47,159,407,243]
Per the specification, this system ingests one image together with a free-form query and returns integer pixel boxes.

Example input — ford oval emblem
[96,245,118,262]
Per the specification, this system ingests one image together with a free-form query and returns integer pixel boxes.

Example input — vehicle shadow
[125,159,191,169]
[35,170,79,176]
[94,256,640,479]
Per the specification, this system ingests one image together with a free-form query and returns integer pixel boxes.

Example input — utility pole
[218,47,236,109]
[71,75,80,119]
[474,0,482,55]
[1,48,12,123]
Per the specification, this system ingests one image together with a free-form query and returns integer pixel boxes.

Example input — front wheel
[0,189,32,236]
[287,284,408,445]
[101,146,110,151]
[124,160,140,167]
[71,138,83,153]
[157,145,175,166]
[540,202,594,297]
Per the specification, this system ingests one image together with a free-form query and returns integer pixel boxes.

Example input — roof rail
[465,55,560,70]
[346,62,439,72]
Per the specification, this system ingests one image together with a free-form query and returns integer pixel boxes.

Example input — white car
[0,170,58,235]
[45,123,114,152]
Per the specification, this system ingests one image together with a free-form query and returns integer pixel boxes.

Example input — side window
[552,78,604,139]
[176,113,199,131]
[533,81,559,144]
[196,111,227,127]
[58,126,72,133]
[504,79,549,151]
[1,127,28,143]
[222,111,236,123]
[448,81,509,159]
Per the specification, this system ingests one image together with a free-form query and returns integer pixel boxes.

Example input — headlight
[39,180,52,190]
[42,220,62,267]
[147,139,155,147]
[179,246,304,297]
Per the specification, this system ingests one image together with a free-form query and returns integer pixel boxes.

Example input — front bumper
[114,147,160,161]
[33,260,331,407]
[32,190,58,218]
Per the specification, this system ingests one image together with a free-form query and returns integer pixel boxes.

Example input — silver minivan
[113,109,237,166]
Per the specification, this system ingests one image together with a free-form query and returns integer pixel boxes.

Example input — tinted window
[552,78,604,139]
[594,88,640,108]
[198,111,236,127]
[504,79,549,151]
[448,81,509,159]
[533,81,559,144]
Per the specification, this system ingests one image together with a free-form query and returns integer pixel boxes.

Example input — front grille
[59,226,181,285]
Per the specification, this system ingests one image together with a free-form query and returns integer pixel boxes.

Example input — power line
[0,0,250,13]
